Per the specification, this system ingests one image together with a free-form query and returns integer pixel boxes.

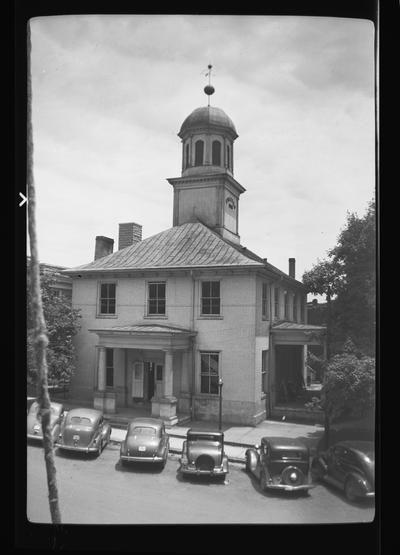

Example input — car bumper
[364,491,375,499]
[120,455,165,463]
[27,433,43,441]
[55,443,98,453]
[180,465,227,476]
[266,483,314,492]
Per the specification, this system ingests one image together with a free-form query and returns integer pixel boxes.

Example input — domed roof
[178,106,238,139]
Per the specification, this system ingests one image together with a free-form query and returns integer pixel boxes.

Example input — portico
[89,324,196,425]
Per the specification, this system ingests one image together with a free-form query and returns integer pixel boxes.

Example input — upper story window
[284,291,289,319]
[293,293,298,322]
[99,282,116,315]
[262,282,268,320]
[212,140,221,166]
[148,281,166,315]
[200,352,219,394]
[226,144,230,170]
[201,281,220,315]
[106,348,114,388]
[274,287,280,318]
[185,143,190,168]
[194,140,204,166]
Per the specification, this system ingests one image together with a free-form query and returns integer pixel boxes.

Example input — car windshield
[69,416,92,426]
[270,449,305,460]
[131,426,156,436]
[188,435,221,443]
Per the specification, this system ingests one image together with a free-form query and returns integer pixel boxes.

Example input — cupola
[167,65,245,245]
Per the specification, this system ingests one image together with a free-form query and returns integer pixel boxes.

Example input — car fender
[345,472,370,494]
[222,455,229,473]
[245,448,259,474]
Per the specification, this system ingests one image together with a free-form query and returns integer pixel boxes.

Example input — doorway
[144,362,155,400]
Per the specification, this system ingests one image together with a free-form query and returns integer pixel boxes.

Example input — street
[27,443,375,525]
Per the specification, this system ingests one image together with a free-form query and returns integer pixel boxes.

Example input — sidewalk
[46,396,324,463]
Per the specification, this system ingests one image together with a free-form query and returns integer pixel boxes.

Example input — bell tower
[167,65,245,244]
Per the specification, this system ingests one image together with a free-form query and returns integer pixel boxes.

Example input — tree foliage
[302,199,376,356]
[27,272,81,387]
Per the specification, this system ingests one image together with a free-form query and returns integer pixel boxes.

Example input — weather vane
[203,64,215,106]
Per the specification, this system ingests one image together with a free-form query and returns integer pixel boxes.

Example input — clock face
[225,196,236,211]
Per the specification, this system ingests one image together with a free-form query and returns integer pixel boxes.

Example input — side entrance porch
[89,324,196,425]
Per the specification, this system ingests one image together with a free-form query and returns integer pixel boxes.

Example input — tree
[302,259,341,358]
[302,199,376,357]
[306,347,375,448]
[329,200,376,356]
[27,272,81,388]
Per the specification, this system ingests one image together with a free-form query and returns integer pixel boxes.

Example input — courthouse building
[63,87,326,425]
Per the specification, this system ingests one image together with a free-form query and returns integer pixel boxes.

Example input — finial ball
[204,85,215,96]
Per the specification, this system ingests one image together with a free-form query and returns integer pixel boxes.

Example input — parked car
[245,436,314,493]
[311,440,375,502]
[179,429,229,479]
[55,408,111,455]
[27,401,64,443]
[119,418,169,467]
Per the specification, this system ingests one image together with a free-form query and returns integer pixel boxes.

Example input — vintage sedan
[27,401,64,443]
[311,440,375,502]
[245,437,314,493]
[119,418,169,467]
[179,429,229,479]
[55,408,111,455]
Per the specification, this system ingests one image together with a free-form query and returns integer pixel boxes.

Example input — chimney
[94,236,114,260]
[118,222,142,250]
[289,258,296,279]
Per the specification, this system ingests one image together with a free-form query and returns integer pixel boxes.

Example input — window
[106,348,114,387]
[148,282,166,315]
[185,143,190,168]
[194,140,204,166]
[262,283,268,319]
[99,282,116,314]
[200,352,219,394]
[284,291,289,319]
[300,297,305,323]
[156,365,163,381]
[226,144,230,169]
[274,287,280,318]
[212,140,221,165]
[261,350,268,393]
[201,281,220,315]
[293,294,298,322]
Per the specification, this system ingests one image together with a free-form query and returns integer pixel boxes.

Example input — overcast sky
[29,14,375,293]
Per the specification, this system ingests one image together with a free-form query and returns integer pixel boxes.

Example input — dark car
[179,429,229,479]
[245,437,314,493]
[27,401,64,443]
[119,418,169,468]
[55,408,111,455]
[311,440,375,502]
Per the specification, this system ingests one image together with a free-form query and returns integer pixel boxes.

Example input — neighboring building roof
[64,222,266,274]
[178,106,238,139]
[272,322,326,331]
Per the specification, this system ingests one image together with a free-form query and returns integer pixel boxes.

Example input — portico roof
[88,323,196,350]
[272,321,326,346]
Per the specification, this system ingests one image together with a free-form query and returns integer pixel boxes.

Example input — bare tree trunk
[27,22,62,524]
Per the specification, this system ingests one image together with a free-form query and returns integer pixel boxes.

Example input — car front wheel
[260,470,267,491]
[344,477,359,502]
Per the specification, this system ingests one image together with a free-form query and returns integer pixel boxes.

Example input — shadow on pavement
[114,460,165,474]
[55,448,100,461]
[175,471,227,486]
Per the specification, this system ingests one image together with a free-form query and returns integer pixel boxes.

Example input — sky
[29,15,375,297]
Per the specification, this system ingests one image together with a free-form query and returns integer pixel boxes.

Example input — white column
[181,350,190,393]
[163,350,173,398]
[303,344,308,387]
[98,346,107,392]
